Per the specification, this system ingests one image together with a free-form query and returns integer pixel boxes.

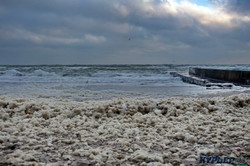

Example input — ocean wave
[28,69,57,77]
[1,69,24,76]
[64,66,89,70]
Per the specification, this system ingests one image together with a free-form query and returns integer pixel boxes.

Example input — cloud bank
[0,0,249,64]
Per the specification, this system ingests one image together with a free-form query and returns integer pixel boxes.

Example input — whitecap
[29,69,57,77]
[2,69,24,76]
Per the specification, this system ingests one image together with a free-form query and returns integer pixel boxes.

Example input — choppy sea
[0,64,249,100]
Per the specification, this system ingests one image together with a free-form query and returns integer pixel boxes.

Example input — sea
[0,64,249,100]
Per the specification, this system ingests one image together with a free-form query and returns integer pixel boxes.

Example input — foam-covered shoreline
[0,94,250,165]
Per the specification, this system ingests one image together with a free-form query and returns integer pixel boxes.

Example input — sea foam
[0,94,249,165]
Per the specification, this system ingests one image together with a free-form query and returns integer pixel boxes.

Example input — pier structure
[189,68,250,85]
[170,67,250,88]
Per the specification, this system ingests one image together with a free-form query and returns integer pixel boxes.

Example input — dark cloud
[211,0,250,14]
[0,0,250,64]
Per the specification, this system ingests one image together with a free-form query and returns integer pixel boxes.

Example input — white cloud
[178,1,232,25]
[84,34,106,43]
[1,28,106,45]
[129,0,249,28]
[113,3,130,17]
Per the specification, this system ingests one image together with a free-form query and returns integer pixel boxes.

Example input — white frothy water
[0,94,249,165]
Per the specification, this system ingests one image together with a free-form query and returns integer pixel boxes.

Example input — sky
[0,0,250,65]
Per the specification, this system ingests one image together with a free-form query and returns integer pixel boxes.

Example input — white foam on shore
[0,94,249,165]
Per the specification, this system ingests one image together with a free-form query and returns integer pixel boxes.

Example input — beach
[0,65,249,165]
[1,0,250,163]
[1,93,249,165]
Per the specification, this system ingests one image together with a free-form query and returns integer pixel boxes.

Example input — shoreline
[1,81,249,102]
[0,93,250,165]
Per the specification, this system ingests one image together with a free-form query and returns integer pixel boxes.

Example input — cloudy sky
[0,0,250,64]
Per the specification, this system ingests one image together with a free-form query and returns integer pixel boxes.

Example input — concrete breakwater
[189,68,250,85]
[170,72,210,86]
[170,67,250,88]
